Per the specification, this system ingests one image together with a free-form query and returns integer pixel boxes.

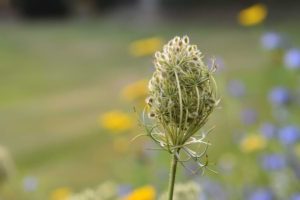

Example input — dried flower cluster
[145,35,218,155]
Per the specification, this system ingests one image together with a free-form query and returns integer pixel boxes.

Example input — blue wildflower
[290,193,300,200]
[248,188,274,200]
[284,48,300,69]
[218,153,236,174]
[241,108,257,125]
[278,125,300,145]
[118,184,132,197]
[261,32,283,50]
[23,176,38,192]
[268,87,291,106]
[227,80,245,98]
[202,179,227,200]
[261,154,286,171]
[260,123,277,139]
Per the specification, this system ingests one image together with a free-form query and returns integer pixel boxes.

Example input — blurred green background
[0,1,300,199]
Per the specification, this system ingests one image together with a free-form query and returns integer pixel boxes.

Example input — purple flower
[201,179,227,200]
[284,48,300,69]
[261,154,286,171]
[227,80,245,98]
[260,123,277,139]
[218,153,236,174]
[23,176,38,192]
[241,108,257,125]
[118,184,132,197]
[268,87,291,106]
[278,125,300,145]
[248,188,274,200]
[290,193,300,200]
[261,32,283,50]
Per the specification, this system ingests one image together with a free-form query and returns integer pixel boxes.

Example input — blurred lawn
[0,19,300,199]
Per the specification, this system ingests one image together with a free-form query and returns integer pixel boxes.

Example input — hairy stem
[168,150,179,200]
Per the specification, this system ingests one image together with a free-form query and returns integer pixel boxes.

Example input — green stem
[168,151,179,200]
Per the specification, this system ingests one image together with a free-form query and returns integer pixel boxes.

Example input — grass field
[0,18,300,199]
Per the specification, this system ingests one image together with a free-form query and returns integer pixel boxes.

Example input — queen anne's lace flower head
[146,36,218,145]
[142,36,219,173]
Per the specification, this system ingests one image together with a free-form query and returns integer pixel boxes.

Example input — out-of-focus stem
[168,151,179,200]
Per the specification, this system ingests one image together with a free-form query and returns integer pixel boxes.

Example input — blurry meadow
[1,1,300,199]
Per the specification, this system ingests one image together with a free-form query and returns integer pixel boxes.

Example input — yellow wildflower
[240,134,266,153]
[99,110,134,133]
[123,185,156,200]
[50,187,71,200]
[121,79,148,104]
[238,3,267,26]
[129,37,163,57]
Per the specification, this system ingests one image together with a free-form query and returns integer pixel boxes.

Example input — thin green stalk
[168,151,179,200]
